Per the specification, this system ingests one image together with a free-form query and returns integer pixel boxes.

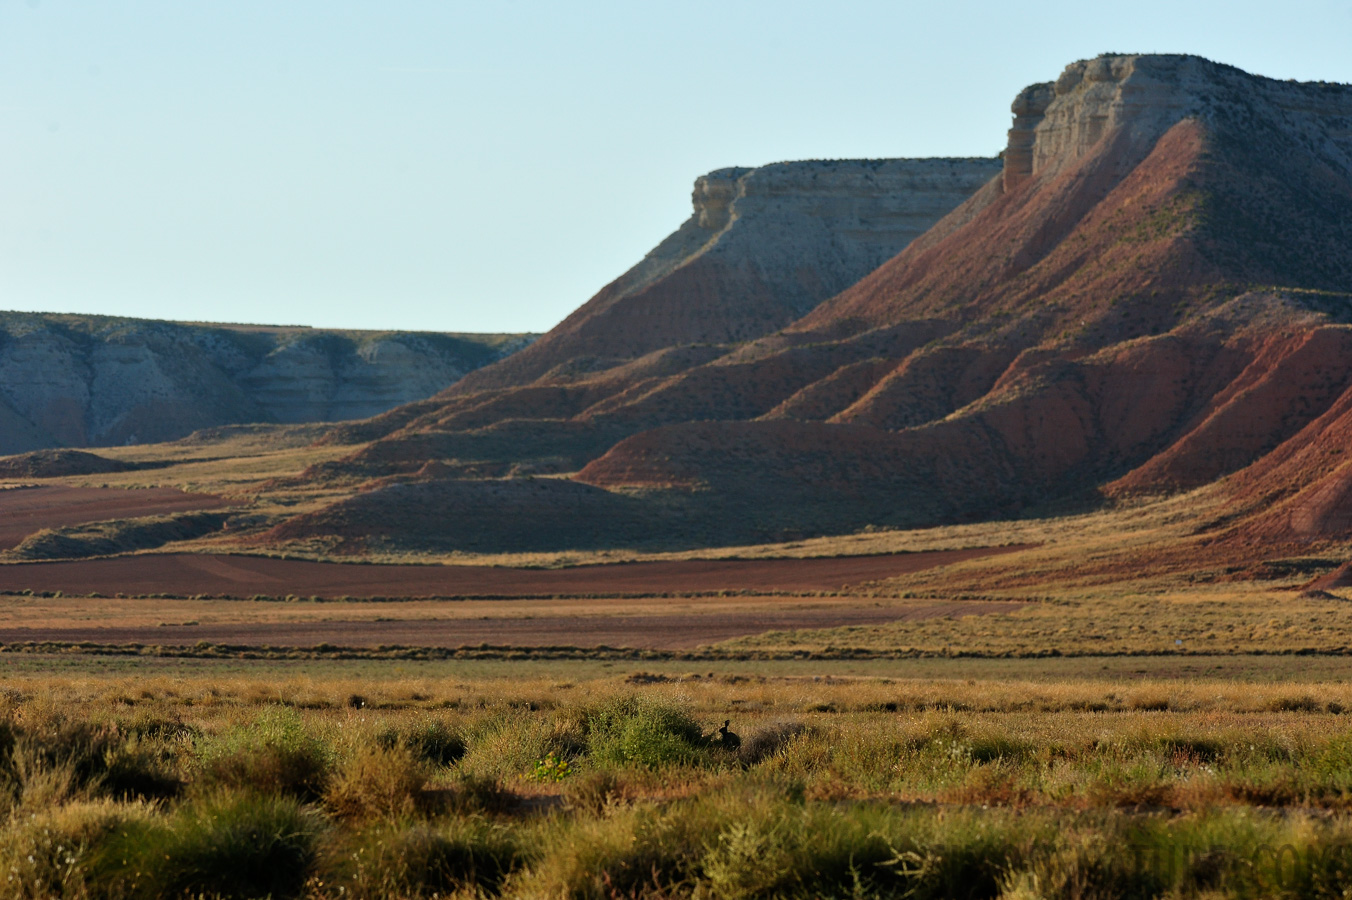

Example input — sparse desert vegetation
[5,665,1352,898]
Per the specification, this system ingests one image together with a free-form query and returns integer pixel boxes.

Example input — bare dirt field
[0,545,1019,598]
[0,485,227,550]
[0,593,1021,650]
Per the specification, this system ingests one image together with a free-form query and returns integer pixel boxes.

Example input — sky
[3,1,1352,335]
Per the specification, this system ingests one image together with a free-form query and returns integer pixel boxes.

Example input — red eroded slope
[571,58,1352,547]
[1207,384,1352,546]
[273,55,1352,556]
[830,344,1022,430]
[577,311,1340,535]
[1111,325,1352,494]
[794,120,1216,343]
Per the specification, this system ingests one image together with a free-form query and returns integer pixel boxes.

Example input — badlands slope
[0,313,532,454]
[574,55,1352,552]
[265,54,1352,558]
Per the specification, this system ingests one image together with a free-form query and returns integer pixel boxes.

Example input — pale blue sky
[4,1,1352,333]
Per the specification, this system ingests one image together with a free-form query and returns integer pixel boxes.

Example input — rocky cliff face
[797,54,1352,337]
[1030,55,1352,182]
[447,157,1002,393]
[0,314,533,454]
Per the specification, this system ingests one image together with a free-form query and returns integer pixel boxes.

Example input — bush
[0,799,153,900]
[105,792,322,900]
[521,799,709,899]
[405,718,468,767]
[319,820,527,898]
[449,773,516,815]
[524,789,1040,900]
[9,718,179,807]
[194,707,331,801]
[585,697,707,769]
[0,718,17,808]
[376,717,467,768]
[325,744,427,822]
[458,712,578,780]
[738,722,809,766]
[565,769,623,814]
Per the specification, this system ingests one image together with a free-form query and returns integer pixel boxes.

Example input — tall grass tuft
[325,742,428,822]
[379,716,467,767]
[458,710,581,780]
[736,722,809,767]
[584,697,707,769]
[0,799,153,900]
[194,706,332,801]
[104,792,323,900]
[318,819,528,898]
[8,717,179,808]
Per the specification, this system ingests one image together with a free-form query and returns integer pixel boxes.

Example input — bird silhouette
[718,720,741,750]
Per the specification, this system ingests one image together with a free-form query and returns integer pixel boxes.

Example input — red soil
[450,255,790,394]
[0,546,1023,599]
[831,344,1021,430]
[1111,326,1352,495]
[0,600,1019,651]
[1304,562,1352,593]
[1216,387,1352,546]
[764,357,901,422]
[0,486,226,552]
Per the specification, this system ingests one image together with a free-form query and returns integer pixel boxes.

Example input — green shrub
[324,744,427,822]
[376,717,466,768]
[105,792,322,900]
[585,697,706,769]
[194,707,331,801]
[531,752,573,783]
[319,819,528,898]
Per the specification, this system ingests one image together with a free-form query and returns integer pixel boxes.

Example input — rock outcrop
[0,313,534,454]
[274,55,1352,556]
[573,55,1352,542]
[445,157,1002,394]
[312,158,1001,465]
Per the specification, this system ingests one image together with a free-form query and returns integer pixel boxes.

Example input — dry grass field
[6,429,1352,897]
[5,659,1352,898]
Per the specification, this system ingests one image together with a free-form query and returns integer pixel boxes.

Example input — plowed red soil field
[0,599,1018,650]
[0,589,1022,645]
[0,486,227,551]
[0,545,1021,599]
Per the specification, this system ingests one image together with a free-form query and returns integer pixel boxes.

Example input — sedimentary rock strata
[0,314,533,453]
[447,157,1002,394]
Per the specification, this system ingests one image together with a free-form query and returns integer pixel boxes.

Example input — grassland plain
[12,411,1352,898]
[6,662,1352,898]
